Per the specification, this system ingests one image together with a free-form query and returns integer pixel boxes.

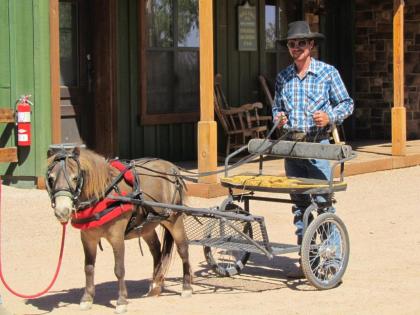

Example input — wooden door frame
[49,0,118,157]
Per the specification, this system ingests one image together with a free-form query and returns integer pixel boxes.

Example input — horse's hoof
[80,301,93,311]
[147,288,162,297]
[115,304,128,314]
[181,289,193,298]
[146,284,162,297]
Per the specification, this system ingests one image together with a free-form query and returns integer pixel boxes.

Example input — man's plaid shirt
[273,58,354,135]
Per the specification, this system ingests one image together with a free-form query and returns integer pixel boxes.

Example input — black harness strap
[77,162,139,210]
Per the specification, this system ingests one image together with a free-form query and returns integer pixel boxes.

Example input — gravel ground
[0,166,420,314]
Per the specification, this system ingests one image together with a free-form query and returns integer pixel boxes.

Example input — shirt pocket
[307,91,326,114]
[281,90,293,112]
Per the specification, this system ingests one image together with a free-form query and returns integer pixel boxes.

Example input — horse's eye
[47,176,55,187]
[71,175,78,182]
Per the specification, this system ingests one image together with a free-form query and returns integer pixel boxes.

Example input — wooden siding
[215,0,262,107]
[117,0,197,161]
[214,0,266,152]
[0,0,51,186]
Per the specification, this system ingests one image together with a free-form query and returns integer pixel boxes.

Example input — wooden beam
[0,109,15,123]
[197,0,217,184]
[50,0,61,144]
[0,147,18,163]
[392,0,406,156]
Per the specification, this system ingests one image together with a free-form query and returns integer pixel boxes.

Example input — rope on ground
[0,178,67,299]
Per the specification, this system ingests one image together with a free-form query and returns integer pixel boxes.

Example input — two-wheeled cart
[181,138,356,289]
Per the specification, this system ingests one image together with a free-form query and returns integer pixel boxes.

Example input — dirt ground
[1,166,420,315]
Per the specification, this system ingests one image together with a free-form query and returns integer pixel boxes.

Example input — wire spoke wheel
[203,202,252,277]
[301,213,349,289]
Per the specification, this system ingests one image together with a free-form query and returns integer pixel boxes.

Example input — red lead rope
[0,178,67,299]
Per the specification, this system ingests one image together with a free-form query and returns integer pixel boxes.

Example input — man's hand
[274,112,288,128]
[313,111,330,128]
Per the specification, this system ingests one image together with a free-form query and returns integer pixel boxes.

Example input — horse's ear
[73,146,81,157]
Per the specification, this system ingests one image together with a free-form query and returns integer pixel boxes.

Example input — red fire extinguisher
[15,95,32,147]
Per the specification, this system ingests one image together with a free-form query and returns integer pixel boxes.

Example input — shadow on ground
[26,254,316,312]
[193,253,314,294]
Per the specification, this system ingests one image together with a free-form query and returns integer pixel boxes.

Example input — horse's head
[46,147,84,223]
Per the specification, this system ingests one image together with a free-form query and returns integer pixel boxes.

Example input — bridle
[45,150,84,209]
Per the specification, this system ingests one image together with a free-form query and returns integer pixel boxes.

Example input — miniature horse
[46,147,192,313]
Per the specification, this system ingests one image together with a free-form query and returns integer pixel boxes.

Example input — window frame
[139,0,200,125]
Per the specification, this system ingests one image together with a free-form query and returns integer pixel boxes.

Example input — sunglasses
[287,39,309,49]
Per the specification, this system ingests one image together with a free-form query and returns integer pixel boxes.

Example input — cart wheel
[203,203,252,277]
[301,213,349,290]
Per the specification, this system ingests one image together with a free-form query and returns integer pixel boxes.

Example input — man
[272,21,354,277]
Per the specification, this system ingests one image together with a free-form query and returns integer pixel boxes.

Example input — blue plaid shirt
[273,58,354,134]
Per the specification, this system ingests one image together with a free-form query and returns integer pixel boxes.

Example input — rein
[167,123,329,182]
[77,160,142,211]
[141,120,292,182]
[0,178,67,299]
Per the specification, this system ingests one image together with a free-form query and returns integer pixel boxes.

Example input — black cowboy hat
[278,20,325,43]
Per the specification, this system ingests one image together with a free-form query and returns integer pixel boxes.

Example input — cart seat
[221,174,347,194]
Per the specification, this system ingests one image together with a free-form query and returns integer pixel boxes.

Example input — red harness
[71,160,136,230]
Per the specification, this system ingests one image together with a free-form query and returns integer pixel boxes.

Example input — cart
[182,138,356,290]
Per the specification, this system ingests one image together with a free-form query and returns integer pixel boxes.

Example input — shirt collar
[290,58,319,78]
[307,58,319,76]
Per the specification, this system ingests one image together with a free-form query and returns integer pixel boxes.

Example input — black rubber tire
[203,203,252,277]
[301,213,350,290]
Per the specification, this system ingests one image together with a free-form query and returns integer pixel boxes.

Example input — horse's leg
[163,214,193,298]
[106,232,129,314]
[80,231,99,310]
[141,228,165,296]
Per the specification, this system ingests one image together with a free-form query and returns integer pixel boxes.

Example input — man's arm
[327,68,354,125]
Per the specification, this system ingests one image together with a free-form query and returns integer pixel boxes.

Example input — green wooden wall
[117,0,197,161]
[0,0,51,187]
[214,0,262,108]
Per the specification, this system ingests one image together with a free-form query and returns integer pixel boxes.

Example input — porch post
[197,0,217,183]
[392,0,406,156]
[50,0,61,144]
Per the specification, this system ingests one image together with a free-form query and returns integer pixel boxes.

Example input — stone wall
[354,0,420,139]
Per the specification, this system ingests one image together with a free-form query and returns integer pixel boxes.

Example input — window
[140,0,200,125]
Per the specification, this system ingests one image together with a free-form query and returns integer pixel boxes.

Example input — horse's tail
[160,226,175,277]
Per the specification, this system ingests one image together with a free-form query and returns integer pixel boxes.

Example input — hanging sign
[238,2,257,51]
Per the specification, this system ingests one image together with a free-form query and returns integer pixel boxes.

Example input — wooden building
[0,0,417,187]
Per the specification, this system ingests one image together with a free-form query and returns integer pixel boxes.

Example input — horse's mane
[78,149,113,200]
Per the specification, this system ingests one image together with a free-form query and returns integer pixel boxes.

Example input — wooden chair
[214,74,271,156]
[258,74,345,144]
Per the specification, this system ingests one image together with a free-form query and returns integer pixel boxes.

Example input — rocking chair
[214,74,272,156]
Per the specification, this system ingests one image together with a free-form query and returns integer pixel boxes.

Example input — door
[59,0,94,146]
